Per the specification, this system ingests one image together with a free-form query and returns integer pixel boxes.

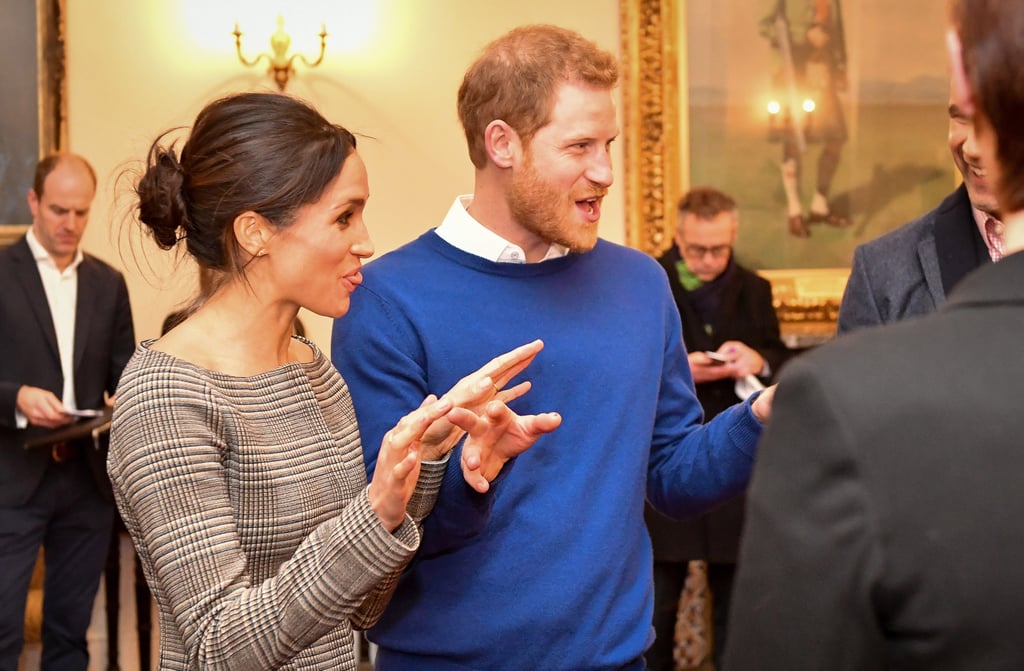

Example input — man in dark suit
[0,153,134,669]
[837,81,1002,332]
[725,2,1024,665]
[644,187,791,671]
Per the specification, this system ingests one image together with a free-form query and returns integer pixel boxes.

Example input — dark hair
[34,153,97,197]
[953,0,1024,213]
[135,92,357,283]
[457,24,618,169]
[677,187,738,220]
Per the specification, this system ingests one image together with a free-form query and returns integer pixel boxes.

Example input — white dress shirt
[17,229,84,426]
[434,195,569,263]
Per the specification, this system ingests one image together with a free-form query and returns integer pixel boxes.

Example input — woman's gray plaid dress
[108,339,445,670]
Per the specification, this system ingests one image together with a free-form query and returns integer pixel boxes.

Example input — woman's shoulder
[116,341,217,409]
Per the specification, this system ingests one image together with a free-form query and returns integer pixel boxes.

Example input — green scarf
[675,259,704,291]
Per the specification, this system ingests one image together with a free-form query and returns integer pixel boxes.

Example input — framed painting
[0,0,67,246]
[621,0,953,344]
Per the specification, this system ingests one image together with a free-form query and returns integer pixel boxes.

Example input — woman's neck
[155,283,306,376]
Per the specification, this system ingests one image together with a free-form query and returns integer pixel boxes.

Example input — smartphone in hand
[703,351,731,365]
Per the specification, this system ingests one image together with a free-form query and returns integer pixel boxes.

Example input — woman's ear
[233,211,271,259]
[483,120,521,169]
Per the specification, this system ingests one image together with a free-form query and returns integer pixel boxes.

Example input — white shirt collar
[26,227,84,275]
[434,195,569,263]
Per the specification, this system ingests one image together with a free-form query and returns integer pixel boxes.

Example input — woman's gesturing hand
[368,395,453,531]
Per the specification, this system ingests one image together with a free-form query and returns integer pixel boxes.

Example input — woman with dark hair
[108,92,560,671]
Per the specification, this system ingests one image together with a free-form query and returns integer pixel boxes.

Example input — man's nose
[587,148,614,188]
[963,125,981,158]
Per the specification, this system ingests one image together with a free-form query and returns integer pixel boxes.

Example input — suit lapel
[74,257,96,372]
[931,185,989,299]
[917,236,945,308]
[10,238,61,362]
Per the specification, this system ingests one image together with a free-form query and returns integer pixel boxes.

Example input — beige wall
[67,1,624,351]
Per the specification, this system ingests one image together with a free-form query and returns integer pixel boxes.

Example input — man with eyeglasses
[644,186,793,671]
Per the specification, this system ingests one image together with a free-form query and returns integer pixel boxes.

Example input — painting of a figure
[762,0,849,237]
[685,0,951,269]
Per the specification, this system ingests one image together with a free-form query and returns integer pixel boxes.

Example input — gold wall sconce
[233,15,328,91]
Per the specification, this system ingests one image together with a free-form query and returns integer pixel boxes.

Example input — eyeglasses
[682,243,731,259]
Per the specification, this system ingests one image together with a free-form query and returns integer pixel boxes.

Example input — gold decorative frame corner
[619,0,683,257]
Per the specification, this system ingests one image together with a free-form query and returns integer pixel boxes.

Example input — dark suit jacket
[645,248,791,562]
[726,250,1024,670]
[0,236,135,506]
[838,184,990,333]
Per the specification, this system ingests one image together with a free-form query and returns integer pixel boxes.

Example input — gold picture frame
[619,0,681,257]
[0,0,67,246]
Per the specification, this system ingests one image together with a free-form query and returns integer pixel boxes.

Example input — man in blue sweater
[332,24,775,671]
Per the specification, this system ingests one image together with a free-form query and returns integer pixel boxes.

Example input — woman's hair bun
[136,143,189,250]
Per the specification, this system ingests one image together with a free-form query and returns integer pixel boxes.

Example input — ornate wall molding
[620,0,682,256]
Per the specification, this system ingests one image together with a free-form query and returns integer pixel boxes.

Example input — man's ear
[27,188,40,218]
[232,211,271,259]
[483,120,521,169]
[674,230,689,256]
[673,219,687,252]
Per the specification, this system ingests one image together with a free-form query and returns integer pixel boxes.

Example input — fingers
[456,402,561,494]
[454,400,514,441]
[369,442,421,532]
[387,396,453,451]
[460,436,493,494]
[445,406,483,434]
[391,444,420,481]
[495,380,531,404]
[483,339,543,390]
[464,470,491,494]
[369,395,452,532]
[689,351,715,367]
[751,384,776,423]
[440,374,493,410]
[716,342,763,377]
[442,340,544,409]
[718,341,755,363]
[26,392,72,428]
[447,404,504,472]
[524,412,562,438]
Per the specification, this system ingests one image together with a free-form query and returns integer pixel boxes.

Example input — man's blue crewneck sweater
[333,232,761,671]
